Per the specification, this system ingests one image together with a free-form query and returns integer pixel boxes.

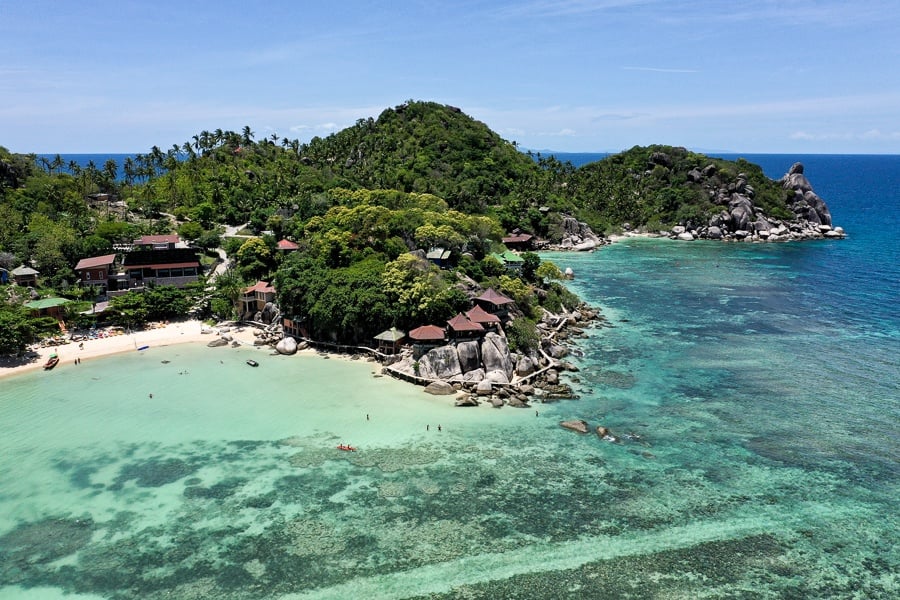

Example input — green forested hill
[2,101,815,349]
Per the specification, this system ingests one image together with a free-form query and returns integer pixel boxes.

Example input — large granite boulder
[275,336,298,355]
[782,162,833,227]
[484,370,510,384]
[515,356,536,377]
[463,368,485,382]
[481,332,513,380]
[418,345,462,380]
[476,380,493,396]
[424,381,457,395]
[729,195,755,231]
[456,341,481,374]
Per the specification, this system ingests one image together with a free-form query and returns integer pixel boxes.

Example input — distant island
[1,101,842,392]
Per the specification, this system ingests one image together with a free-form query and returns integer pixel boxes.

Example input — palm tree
[241,125,255,146]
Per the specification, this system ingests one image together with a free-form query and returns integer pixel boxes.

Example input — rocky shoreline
[659,161,844,243]
[382,302,603,408]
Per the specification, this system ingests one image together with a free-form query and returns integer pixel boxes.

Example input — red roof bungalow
[502,233,534,250]
[447,313,485,339]
[276,239,299,252]
[409,324,448,359]
[466,304,501,329]
[241,281,276,316]
[74,254,117,292]
[474,288,514,318]
[409,324,447,342]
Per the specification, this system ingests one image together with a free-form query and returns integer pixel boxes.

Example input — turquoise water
[2,156,899,598]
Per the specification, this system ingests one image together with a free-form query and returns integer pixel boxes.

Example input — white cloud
[790,129,900,141]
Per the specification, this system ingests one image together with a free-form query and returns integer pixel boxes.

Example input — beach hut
[490,251,524,273]
[502,232,534,251]
[426,247,452,268]
[466,304,501,330]
[447,313,485,340]
[474,288,515,320]
[373,327,406,354]
[409,324,447,359]
[25,297,71,319]
[11,265,39,287]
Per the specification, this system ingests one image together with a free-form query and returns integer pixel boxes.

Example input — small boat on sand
[246,359,259,367]
[336,444,357,452]
[44,354,60,370]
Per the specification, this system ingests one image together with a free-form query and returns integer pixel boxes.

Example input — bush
[505,317,540,353]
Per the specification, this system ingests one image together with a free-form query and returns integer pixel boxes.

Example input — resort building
[241,281,276,318]
[282,316,306,339]
[132,234,182,251]
[373,327,406,354]
[465,304,501,331]
[408,324,447,359]
[276,239,299,252]
[447,313,485,340]
[426,247,453,268]
[11,265,39,287]
[119,249,201,292]
[74,254,117,293]
[25,297,70,319]
[501,232,534,251]
[474,288,515,320]
[490,250,524,273]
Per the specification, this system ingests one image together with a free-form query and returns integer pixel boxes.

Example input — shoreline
[0,320,257,381]
[0,320,359,382]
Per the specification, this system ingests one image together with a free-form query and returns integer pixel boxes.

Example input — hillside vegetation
[1,101,808,350]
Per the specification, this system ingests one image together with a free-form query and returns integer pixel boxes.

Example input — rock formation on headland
[668,161,844,242]
[385,305,601,406]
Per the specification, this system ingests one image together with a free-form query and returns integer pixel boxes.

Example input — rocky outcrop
[667,162,844,242]
[553,216,608,250]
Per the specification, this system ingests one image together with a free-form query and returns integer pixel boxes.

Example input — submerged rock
[560,419,589,434]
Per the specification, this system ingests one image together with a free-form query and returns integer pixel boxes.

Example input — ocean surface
[1,155,898,598]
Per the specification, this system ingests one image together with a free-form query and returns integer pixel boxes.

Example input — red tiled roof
[466,304,501,324]
[277,239,299,250]
[125,262,199,271]
[502,233,534,244]
[135,235,180,245]
[409,324,446,341]
[75,254,117,270]
[244,281,276,294]
[475,288,514,305]
[447,313,485,332]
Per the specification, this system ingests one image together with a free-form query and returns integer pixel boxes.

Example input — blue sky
[2,0,899,154]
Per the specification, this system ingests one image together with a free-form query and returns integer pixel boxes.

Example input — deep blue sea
[1,154,897,598]
[36,154,138,177]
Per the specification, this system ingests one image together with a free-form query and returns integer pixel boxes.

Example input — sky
[2,0,899,154]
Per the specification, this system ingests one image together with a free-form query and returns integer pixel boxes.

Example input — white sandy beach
[0,320,263,380]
